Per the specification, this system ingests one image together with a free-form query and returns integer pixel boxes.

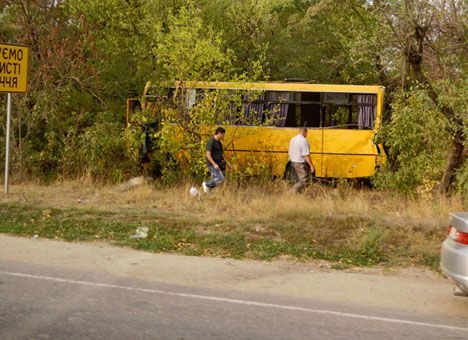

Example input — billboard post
[4,93,11,194]
[1,43,29,194]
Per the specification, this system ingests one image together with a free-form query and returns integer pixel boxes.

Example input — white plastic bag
[130,226,149,239]
[189,186,201,198]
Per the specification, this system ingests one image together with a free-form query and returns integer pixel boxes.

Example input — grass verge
[1,179,460,270]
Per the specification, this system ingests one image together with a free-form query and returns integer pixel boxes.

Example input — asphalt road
[1,258,468,340]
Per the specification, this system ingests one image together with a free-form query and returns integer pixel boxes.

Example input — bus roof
[166,81,384,94]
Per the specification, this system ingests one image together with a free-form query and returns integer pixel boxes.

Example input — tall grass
[4,179,464,228]
[1,180,465,268]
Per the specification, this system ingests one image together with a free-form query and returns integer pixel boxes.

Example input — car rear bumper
[441,238,468,292]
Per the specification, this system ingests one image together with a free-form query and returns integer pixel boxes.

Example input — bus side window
[168,88,175,99]
[299,92,321,127]
[182,88,206,112]
[355,94,377,129]
[265,91,295,127]
[320,93,377,130]
[242,91,265,126]
[186,89,196,110]
[277,91,322,128]
[321,93,348,128]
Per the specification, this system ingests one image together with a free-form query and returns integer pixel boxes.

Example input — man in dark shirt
[203,127,226,193]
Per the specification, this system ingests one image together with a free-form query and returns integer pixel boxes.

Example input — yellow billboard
[0,43,29,93]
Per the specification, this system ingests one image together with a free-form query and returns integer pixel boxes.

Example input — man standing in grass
[288,127,314,193]
[202,127,227,193]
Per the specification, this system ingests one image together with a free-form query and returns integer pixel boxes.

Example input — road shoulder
[1,234,467,318]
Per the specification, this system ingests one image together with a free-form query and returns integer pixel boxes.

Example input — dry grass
[3,180,463,225]
[1,179,465,268]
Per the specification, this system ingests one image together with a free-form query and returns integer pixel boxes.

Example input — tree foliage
[0,0,466,195]
[375,89,451,195]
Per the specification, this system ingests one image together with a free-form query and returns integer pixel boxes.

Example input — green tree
[375,89,451,195]
[371,0,467,194]
[141,4,266,179]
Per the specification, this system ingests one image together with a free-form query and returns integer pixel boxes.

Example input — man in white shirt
[288,128,314,193]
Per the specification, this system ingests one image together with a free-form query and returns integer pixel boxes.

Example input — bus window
[321,93,377,130]
[321,93,349,128]
[165,87,377,130]
[186,89,196,109]
[205,89,244,125]
[356,94,377,129]
[283,93,300,127]
[167,87,176,100]
[184,88,207,111]
[298,92,321,128]
[265,91,294,127]
[243,92,265,125]
[238,91,325,128]
[145,87,172,103]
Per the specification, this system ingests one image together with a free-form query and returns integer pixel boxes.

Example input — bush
[61,111,136,182]
[374,89,451,195]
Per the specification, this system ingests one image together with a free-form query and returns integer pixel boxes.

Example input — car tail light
[448,226,468,245]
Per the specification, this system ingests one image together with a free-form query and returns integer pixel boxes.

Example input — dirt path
[1,234,467,319]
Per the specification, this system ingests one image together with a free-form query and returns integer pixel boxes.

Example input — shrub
[60,111,136,182]
[374,89,451,195]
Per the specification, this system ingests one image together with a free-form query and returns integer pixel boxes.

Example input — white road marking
[1,270,467,333]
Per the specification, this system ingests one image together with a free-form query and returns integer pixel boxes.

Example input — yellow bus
[127,81,387,178]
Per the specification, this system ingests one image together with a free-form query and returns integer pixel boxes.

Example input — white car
[441,212,468,293]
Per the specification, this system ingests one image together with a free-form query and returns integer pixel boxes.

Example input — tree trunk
[407,24,465,194]
[411,62,465,194]
[439,128,466,194]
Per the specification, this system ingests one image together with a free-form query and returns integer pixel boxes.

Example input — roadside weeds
[0,181,464,269]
